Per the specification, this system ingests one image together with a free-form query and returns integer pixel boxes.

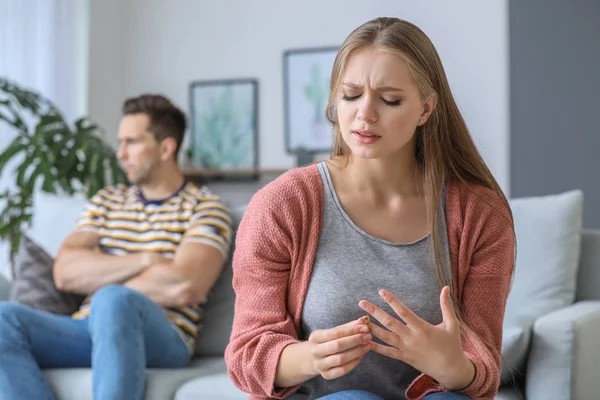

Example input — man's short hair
[122,94,186,156]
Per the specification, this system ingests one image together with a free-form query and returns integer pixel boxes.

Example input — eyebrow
[342,82,405,93]
[117,135,141,142]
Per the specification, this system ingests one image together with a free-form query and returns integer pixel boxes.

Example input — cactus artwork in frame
[284,46,338,155]
[188,78,259,180]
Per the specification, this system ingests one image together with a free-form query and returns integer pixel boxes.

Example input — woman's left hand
[359,286,475,390]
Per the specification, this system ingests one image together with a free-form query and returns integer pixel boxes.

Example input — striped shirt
[71,181,233,353]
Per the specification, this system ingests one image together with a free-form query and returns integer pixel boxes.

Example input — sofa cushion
[194,256,235,358]
[43,357,228,400]
[194,205,247,357]
[9,235,84,315]
[28,191,87,258]
[0,268,10,301]
[495,386,525,400]
[0,240,10,280]
[501,190,583,382]
[175,373,247,400]
[500,323,527,380]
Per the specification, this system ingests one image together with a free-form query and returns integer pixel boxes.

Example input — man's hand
[139,252,170,269]
[123,242,225,307]
[54,231,155,294]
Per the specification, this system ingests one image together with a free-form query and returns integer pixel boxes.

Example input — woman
[225,17,515,400]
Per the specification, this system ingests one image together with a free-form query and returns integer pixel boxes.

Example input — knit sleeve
[456,212,515,399]
[407,208,516,400]
[224,180,304,399]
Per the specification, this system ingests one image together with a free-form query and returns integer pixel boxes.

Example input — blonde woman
[226,17,515,400]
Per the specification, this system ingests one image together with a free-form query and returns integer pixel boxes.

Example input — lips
[353,130,381,145]
[354,129,380,137]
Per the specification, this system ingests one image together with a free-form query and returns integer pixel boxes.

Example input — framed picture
[284,46,338,154]
[188,78,259,180]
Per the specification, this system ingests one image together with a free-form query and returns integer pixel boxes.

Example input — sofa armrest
[526,301,600,400]
[0,273,10,301]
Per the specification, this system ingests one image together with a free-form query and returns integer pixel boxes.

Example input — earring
[419,119,424,125]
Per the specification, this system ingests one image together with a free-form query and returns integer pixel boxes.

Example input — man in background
[0,94,232,400]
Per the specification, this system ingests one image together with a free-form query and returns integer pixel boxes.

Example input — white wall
[87,0,125,144]
[89,0,510,191]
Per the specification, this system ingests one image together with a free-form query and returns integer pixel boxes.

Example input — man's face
[116,113,161,185]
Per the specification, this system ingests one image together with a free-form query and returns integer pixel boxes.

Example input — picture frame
[283,46,339,155]
[188,78,259,181]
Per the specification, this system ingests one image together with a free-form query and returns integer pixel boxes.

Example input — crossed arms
[53,230,225,307]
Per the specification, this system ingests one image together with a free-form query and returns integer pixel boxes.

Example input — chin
[126,174,141,185]
[353,152,381,160]
[348,145,384,160]
[347,139,415,162]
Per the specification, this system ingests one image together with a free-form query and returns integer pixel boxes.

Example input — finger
[313,332,371,358]
[318,341,370,371]
[359,300,409,335]
[320,348,367,380]
[440,286,459,331]
[368,321,405,348]
[367,341,405,362]
[378,289,425,330]
[310,318,369,344]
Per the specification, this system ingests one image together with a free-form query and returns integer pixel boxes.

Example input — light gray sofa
[0,244,246,400]
[0,223,599,399]
[0,203,249,400]
[494,229,600,400]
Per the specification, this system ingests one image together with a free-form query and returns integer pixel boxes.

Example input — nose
[357,94,377,123]
[116,143,126,160]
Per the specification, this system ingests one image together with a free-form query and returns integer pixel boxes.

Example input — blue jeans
[0,285,191,400]
[318,390,471,399]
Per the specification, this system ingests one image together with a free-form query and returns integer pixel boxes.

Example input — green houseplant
[0,77,128,261]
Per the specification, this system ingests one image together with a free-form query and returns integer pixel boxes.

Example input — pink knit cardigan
[225,165,515,400]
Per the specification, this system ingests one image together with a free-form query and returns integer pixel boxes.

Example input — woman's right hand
[308,317,372,380]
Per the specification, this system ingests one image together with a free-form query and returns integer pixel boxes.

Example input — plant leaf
[24,162,45,194]
[0,136,26,174]
[15,158,34,188]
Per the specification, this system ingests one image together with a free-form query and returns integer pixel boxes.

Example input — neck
[138,162,185,201]
[343,151,423,199]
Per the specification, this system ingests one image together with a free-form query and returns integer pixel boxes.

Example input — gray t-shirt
[291,162,451,400]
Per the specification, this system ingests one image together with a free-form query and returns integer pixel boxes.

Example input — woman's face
[336,46,432,161]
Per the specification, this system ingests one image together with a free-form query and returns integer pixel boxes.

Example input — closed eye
[341,94,401,107]
[382,99,401,106]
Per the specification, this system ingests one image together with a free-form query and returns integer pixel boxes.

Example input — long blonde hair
[325,17,513,322]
